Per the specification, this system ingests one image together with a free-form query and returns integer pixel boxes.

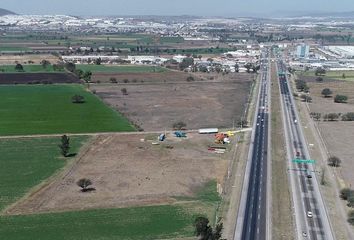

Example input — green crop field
[0,47,30,52]
[0,65,63,73]
[0,203,213,240]
[0,84,135,135]
[77,64,167,73]
[160,36,184,44]
[0,136,88,211]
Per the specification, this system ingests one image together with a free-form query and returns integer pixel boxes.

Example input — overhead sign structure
[292,159,316,164]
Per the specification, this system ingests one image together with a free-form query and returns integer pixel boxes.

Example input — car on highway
[307,211,313,218]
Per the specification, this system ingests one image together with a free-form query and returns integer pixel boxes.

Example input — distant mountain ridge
[0,8,16,16]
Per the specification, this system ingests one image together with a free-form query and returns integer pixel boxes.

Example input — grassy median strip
[271,63,295,240]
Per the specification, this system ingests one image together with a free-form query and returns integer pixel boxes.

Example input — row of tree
[310,112,354,121]
[340,188,354,225]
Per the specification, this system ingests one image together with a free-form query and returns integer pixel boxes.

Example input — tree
[315,67,326,76]
[340,188,354,200]
[65,62,76,72]
[342,73,346,79]
[179,58,194,70]
[342,112,354,121]
[72,94,85,104]
[328,156,341,167]
[110,77,118,83]
[74,69,84,79]
[40,59,51,69]
[301,94,312,102]
[58,135,70,157]
[76,178,93,192]
[316,77,323,82]
[334,95,348,103]
[348,211,354,225]
[244,62,253,73]
[121,88,128,95]
[194,217,224,240]
[312,112,321,121]
[295,80,309,92]
[325,113,339,121]
[83,70,92,83]
[321,88,332,98]
[95,57,102,65]
[347,196,354,207]
[15,63,24,72]
[173,121,187,130]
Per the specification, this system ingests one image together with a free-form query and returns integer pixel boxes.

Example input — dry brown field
[7,132,232,214]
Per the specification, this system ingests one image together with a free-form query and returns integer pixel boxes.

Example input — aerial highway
[235,50,271,240]
[277,58,334,240]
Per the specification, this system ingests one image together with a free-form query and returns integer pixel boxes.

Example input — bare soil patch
[0,73,80,84]
[0,54,60,65]
[92,75,253,131]
[7,133,231,214]
[301,79,354,187]
[92,70,252,84]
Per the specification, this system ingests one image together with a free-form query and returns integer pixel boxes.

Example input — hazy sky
[1,0,354,16]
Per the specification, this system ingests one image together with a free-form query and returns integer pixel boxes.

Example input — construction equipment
[174,131,186,138]
[158,133,166,141]
[214,133,230,144]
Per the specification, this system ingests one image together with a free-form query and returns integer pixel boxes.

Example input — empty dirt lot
[92,74,253,131]
[0,54,60,65]
[299,78,354,187]
[7,133,232,214]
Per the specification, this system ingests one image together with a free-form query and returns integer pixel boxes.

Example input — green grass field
[0,65,63,73]
[301,70,354,81]
[0,84,135,135]
[0,203,207,240]
[0,47,30,52]
[77,64,167,73]
[0,137,88,211]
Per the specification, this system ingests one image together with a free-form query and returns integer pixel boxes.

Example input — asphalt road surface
[235,51,270,240]
[277,59,334,240]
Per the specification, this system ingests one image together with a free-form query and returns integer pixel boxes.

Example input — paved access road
[235,50,271,240]
[277,59,334,240]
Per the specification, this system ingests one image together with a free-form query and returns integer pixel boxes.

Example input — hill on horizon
[0,8,16,16]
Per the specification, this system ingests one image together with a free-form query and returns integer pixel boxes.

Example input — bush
[321,88,332,97]
[301,94,312,102]
[295,80,309,92]
[72,95,85,104]
[342,112,354,121]
[110,77,117,83]
[334,95,348,103]
[186,76,195,82]
[172,121,187,130]
[316,77,323,82]
[328,156,341,167]
[121,88,128,95]
[340,188,353,200]
[348,211,354,225]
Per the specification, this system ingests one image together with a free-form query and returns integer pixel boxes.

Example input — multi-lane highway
[235,51,270,240]
[277,59,334,240]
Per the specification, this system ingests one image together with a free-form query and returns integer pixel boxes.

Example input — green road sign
[292,159,316,164]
